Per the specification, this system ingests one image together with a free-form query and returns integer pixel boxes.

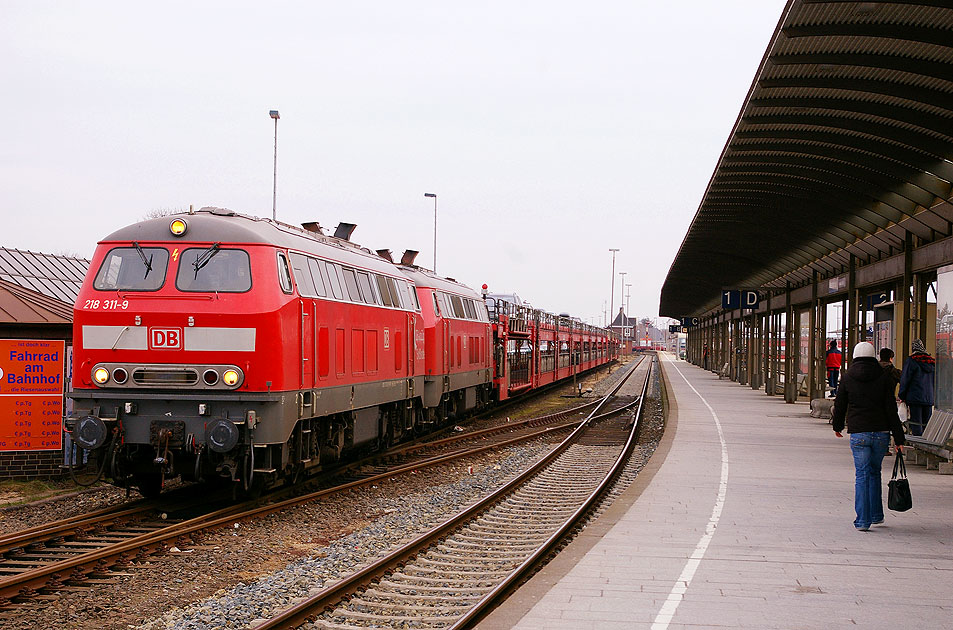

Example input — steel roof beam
[771,52,953,84]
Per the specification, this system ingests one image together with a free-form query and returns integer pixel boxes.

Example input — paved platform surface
[478,353,953,629]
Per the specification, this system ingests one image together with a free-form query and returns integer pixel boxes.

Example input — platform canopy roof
[660,0,953,318]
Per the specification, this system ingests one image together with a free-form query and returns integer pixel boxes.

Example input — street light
[625,282,632,340]
[609,248,619,329]
[424,193,437,271]
[269,109,280,221]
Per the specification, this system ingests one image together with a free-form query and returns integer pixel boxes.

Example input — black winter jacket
[832,357,905,445]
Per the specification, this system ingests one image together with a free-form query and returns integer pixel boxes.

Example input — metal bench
[906,409,953,472]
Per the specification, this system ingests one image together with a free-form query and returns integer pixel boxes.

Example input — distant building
[609,308,636,351]
[0,247,89,479]
[609,308,666,351]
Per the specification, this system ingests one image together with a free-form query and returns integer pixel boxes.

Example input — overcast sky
[2,1,787,326]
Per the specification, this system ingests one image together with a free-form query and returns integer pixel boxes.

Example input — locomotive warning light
[93,367,109,384]
[169,218,188,236]
[222,369,241,387]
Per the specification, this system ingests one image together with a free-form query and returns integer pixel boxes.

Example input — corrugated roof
[0,247,89,305]
[660,0,953,317]
[0,279,73,324]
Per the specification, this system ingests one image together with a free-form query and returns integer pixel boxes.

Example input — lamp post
[608,248,619,330]
[619,271,627,350]
[269,110,280,220]
[625,282,632,344]
[424,193,437,272]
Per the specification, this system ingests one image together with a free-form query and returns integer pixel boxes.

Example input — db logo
[150,328,182,349]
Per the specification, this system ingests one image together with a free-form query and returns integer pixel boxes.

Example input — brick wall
[0,449,67,479]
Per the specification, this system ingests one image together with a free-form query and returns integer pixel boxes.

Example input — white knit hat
[853,341,876,359]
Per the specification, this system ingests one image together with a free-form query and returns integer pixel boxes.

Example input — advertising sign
[0,339,65,451]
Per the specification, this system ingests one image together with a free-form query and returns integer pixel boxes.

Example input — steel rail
[449,355,655,628]
[249,357,645,630]
[0,363,639,607]
[0,502,157,553]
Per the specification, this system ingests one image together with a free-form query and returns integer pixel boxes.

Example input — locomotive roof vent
[400,249,419,266]
[334,222,357,241]
[200,206,236,216]
[376,249,394,262]
[301,221,325,235]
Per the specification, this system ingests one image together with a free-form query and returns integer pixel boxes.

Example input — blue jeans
[828,369,839,395]
[849,432,890,529]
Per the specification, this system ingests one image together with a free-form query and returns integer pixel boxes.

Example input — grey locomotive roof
[101,208,408,279]
[397,265,482,300]
[0,247,90,304]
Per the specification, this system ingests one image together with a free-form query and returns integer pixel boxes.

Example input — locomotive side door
[300,300,314,387]
[407,313,415,377]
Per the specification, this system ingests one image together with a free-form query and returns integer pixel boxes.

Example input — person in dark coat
[879,347,902,391]
[899,338,935,437]
[832,341,906,532]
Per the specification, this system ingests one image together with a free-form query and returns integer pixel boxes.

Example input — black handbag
[888,451,912,512]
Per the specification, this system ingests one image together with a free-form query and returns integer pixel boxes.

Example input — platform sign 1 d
[722,290,760,310]
[0,339,65,451]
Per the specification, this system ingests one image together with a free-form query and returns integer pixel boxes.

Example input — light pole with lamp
[424,193,437,272]
[625,282,632,346]
[269,110,280,220]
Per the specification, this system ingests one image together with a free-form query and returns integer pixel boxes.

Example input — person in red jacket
[826,340,843,397]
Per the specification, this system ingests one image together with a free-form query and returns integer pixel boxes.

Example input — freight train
[67,207,615,495]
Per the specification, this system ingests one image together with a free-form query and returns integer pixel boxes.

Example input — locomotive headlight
[222,369,241,387]
[169,218,188,236]
[93,367,109,385]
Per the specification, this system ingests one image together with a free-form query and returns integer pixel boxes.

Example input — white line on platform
[651,355,729,630]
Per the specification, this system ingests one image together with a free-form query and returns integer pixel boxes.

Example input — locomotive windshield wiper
[132,241,153,279]
[193,242,221,279]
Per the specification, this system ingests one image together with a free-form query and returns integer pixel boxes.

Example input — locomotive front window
[94,246,169,291]
[176,248,251,293]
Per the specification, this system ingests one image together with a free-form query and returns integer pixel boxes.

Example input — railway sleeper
[413,556,519,571]
[452,529,547,542]
[360,588,484,603]
[491,504,580,517]
[376,579,492,596]
[457,525,552,538]
[502,494,590,505]
[386,572,499,587]
[327,608,462,625]
[428,548,530,562]
[402,564,511,578]
[477,514,569,527]
[439,541,539,554]
[343,597,473,613]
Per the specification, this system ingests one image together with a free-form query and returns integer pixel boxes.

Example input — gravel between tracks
[2,443,554,630]
[1,359,652,630]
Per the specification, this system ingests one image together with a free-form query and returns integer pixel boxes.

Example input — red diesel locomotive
[67,207,614,495]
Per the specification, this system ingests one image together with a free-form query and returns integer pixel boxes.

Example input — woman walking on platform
[832,341,906,531]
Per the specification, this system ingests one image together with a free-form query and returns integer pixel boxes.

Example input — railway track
[252,355,654,630]
[0,360,641,612]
